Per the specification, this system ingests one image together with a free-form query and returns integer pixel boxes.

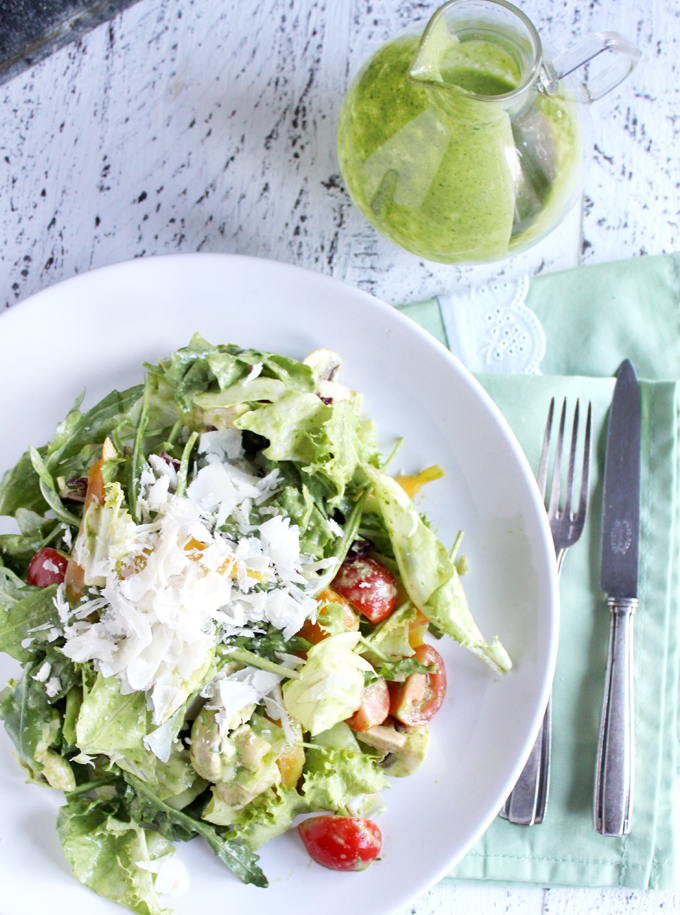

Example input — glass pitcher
[337,0,640,265]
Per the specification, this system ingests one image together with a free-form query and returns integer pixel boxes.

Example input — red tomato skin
[298,816,382,872]
[388,644,447,726]
[331,558,398,624]
[27,548,69,587]
[346,677,390,732]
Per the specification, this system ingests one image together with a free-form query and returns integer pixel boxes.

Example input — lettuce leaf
[363,465,511,674]
[226,784,309,850]
[282,633,374,735]
[148,334,316,414]
[301,723,387,813]
[57,794,175,915]
[0,584,61,662]
[237,394,378,500]
[76,672,151,756]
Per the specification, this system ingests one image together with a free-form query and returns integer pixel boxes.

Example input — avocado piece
[354,723,407,754]
[380,724,429,777]
[356,723,429,777]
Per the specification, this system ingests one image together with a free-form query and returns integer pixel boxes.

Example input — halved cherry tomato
[388,644,447,726]
[26,548,68,587]
[296,589,359,648]
[331,557,398,624]
[298,815,382,871]
[345,677,389,732]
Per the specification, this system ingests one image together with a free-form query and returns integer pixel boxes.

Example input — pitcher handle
[542,32,641,101]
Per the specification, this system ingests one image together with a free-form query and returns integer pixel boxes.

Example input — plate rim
[0,251,560,914]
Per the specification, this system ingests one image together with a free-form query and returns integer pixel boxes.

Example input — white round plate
[0,254,558,915]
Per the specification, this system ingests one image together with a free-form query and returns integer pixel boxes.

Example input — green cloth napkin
[398,253,680,890]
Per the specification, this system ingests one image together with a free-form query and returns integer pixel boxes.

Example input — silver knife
[594,359,641,836]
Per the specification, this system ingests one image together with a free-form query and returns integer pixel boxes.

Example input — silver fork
[499,397,592,826]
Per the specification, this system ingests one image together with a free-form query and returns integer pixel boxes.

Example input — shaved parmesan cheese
[136,854,189,897]
[61,442,317,724]
[243,362,263,384]
[204,666,283,735]
[33,661,51,682]
[45,677,61,698]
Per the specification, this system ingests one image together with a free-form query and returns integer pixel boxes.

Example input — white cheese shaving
[263,682,297,744]
[204,666,283,735]
[327,517,343,537]
[33,661,51,682]
[143,710,183,762]
[45,677,61,698]
[136,854,189,897]
[243,362,263,384]
[148,453,179,489]
[62,445,316,724]
[198,428,244,463]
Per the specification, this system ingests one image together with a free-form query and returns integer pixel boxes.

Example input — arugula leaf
[0,672,59,773]
[0,527,63,577]
[375,657,434,681]
[0,386,144,519]
[28,447,82,527]
[309,488,368,597]
[123,773,268,888]
[0,652,77,788]
[175,431,199,499]
[129,376,151,522]
[46,386,145,472]
[226,624,308,662]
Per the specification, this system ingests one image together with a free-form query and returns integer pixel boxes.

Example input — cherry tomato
[296,589,359,649]
[331,557,398,624]
[388,644,447,726]
[27,548,69,587]
[298,816,382,871]
[346,677,389,732]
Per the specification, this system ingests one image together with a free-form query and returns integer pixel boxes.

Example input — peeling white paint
[0,2,679,911]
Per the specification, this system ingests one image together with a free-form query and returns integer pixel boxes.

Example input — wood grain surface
[0,1,678,912]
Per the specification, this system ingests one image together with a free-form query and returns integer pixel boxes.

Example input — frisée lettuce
[0,336,510,913]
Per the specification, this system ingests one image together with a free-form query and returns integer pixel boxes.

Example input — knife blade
[594,359,641,836]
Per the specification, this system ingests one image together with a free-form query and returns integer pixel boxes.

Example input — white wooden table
[1,1,678,913]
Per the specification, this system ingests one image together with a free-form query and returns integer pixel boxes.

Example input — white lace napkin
[439,275,545,374]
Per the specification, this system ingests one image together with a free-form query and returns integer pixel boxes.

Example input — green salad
[0,336,510,912]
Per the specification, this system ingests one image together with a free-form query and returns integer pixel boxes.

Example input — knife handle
[594,596,637,836]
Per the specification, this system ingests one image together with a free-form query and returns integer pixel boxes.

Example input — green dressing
[337,33,582,264]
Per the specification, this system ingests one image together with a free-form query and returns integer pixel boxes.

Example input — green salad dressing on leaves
[337,33,582,263]
[0,336,511,911]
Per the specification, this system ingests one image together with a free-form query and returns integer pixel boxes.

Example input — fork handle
[594,597,637,836]
[499,695,551,825]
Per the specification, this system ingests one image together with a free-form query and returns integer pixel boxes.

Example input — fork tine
[548,399,567,517]
[577,402,592,521]
[562,400,580,520]
[536,398,555,499]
